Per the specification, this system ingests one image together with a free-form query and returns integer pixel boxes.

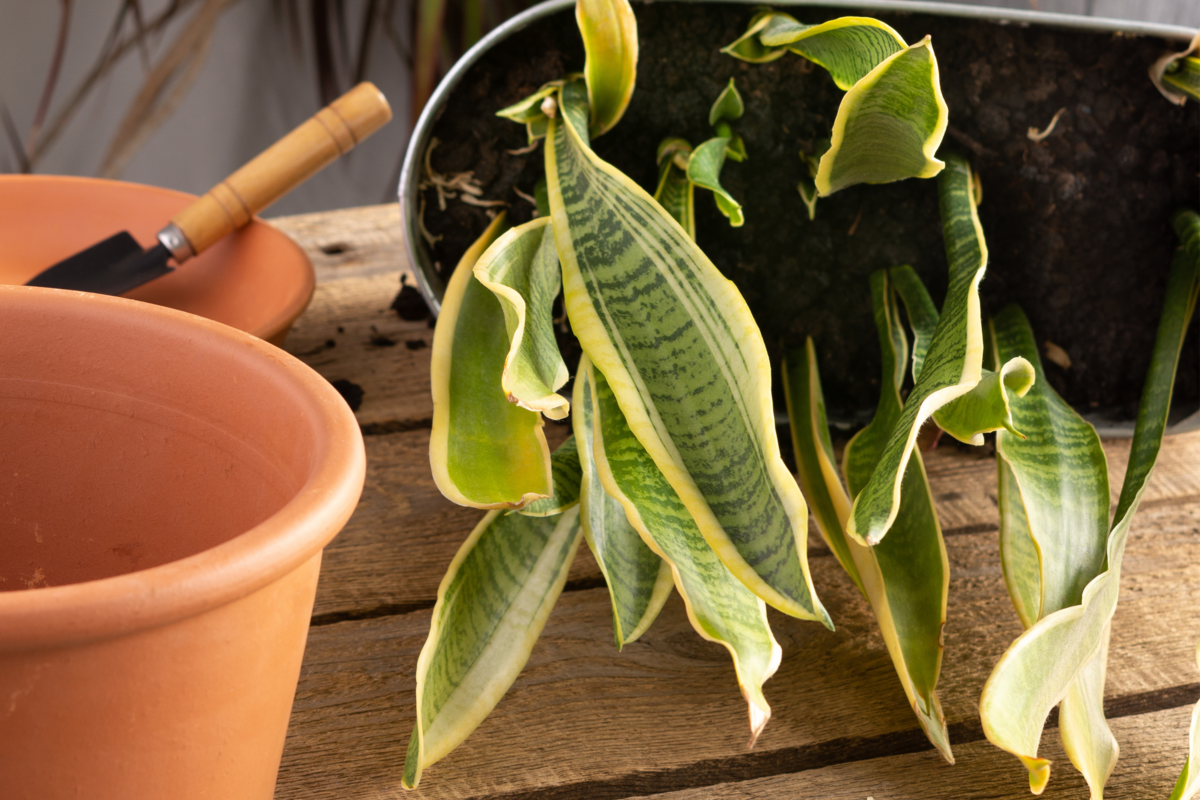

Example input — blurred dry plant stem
[101,0,241,178]
[4,0,528,181]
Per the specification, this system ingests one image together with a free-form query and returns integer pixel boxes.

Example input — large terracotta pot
[0,286,366,800]
[0,175,315,346]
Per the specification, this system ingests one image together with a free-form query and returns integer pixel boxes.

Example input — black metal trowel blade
[26,231,174,296]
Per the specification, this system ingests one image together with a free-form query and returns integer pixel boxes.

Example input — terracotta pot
[0,174,315,346]
[0,285,365,800]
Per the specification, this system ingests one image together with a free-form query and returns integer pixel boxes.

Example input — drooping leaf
[430,213,553,509]
[815,37,948,196]
[587,360,781,744]
[402,506,584,789]
[546,79,829,625]
[1167,641,1200,800]
[575,356,674,647]
[932,358,1035,445]
[839,270,952,762]
[990,304,1110,624]
[655,137,696,238]
[577,0,638,136]
[759,15,906,90]
[518,437,583,517]
[990,305,1115,796]
[473,217,570,421]
[709,78,745,125]
[723,13,946,197]
[785,269,952,762]
[1164,57,1200,102]
[688,136,745,227]
[720,9,789,64]
[846,153,989,546]
[980,229,1200,795]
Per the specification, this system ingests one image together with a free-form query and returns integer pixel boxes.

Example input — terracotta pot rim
[0,174,315,344]
[0,285,365,651]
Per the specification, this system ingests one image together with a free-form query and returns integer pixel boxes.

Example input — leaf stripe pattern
[980,223,1200,794]
[588,360,781,745]
[989,304,1114,796]
[757,15,905,89]
[548,80,828,624]
[846,153,987,546]
[518,437,582,517]
[575,357,674,647]
[403,506,584,789]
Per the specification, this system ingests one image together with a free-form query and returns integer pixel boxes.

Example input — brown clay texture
[419,2,1200,420]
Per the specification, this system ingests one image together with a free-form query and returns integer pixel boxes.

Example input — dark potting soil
[419,2,1200,421]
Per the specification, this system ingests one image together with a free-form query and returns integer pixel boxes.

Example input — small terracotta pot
[0,286,365,800]
[0,175,315,345]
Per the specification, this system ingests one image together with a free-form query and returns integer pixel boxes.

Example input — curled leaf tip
[577,0,639,136]
[746,701,770,749]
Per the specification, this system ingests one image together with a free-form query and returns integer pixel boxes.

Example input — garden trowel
[27,82,392,295]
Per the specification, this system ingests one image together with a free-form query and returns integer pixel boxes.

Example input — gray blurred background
[1,0,1195,216]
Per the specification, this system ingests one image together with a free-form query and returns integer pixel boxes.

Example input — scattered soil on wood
[419,2,1199,421]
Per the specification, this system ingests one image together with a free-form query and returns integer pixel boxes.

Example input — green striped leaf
[473,217,570,420]
[654,138,696,238]
[759,16,906,91]
[709,78,745,125]
[1168,642,1200,800]
[815,37,948,196]
[980,229,1200,795]
[846,153,988,546]
[575,356,674,647]
[588,359,781,744]
[430,213,553,509]
[889,264,938,381]
[402,505,584,789]
[687,136,745,227]
[577,0,638,136]
[785,269,952,762]
[990,305,1110,624]
[518,437,582,517]
[546,79,829,625]
[1164,57,1200,102]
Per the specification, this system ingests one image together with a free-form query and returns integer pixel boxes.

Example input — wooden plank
[282,273,437,431]
[268,203,410,283]
[311,427,1200,617]
[280,486,1200,799]
[640,705,1195,799]
[312,423,580,621]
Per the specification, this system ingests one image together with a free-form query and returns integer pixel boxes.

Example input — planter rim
[397,0,1200,438]
[0,173,316,345]
[0,285,366,651]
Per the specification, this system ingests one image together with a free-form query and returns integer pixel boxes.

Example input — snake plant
[407,0,952,787]
[981,210,1200,797]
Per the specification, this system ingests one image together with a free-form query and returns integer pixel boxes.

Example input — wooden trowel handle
[163,82,392,260]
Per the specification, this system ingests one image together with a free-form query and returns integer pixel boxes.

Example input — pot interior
[0,290,322,590]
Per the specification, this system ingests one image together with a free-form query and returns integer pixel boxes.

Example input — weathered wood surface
[271,204,1200,800]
